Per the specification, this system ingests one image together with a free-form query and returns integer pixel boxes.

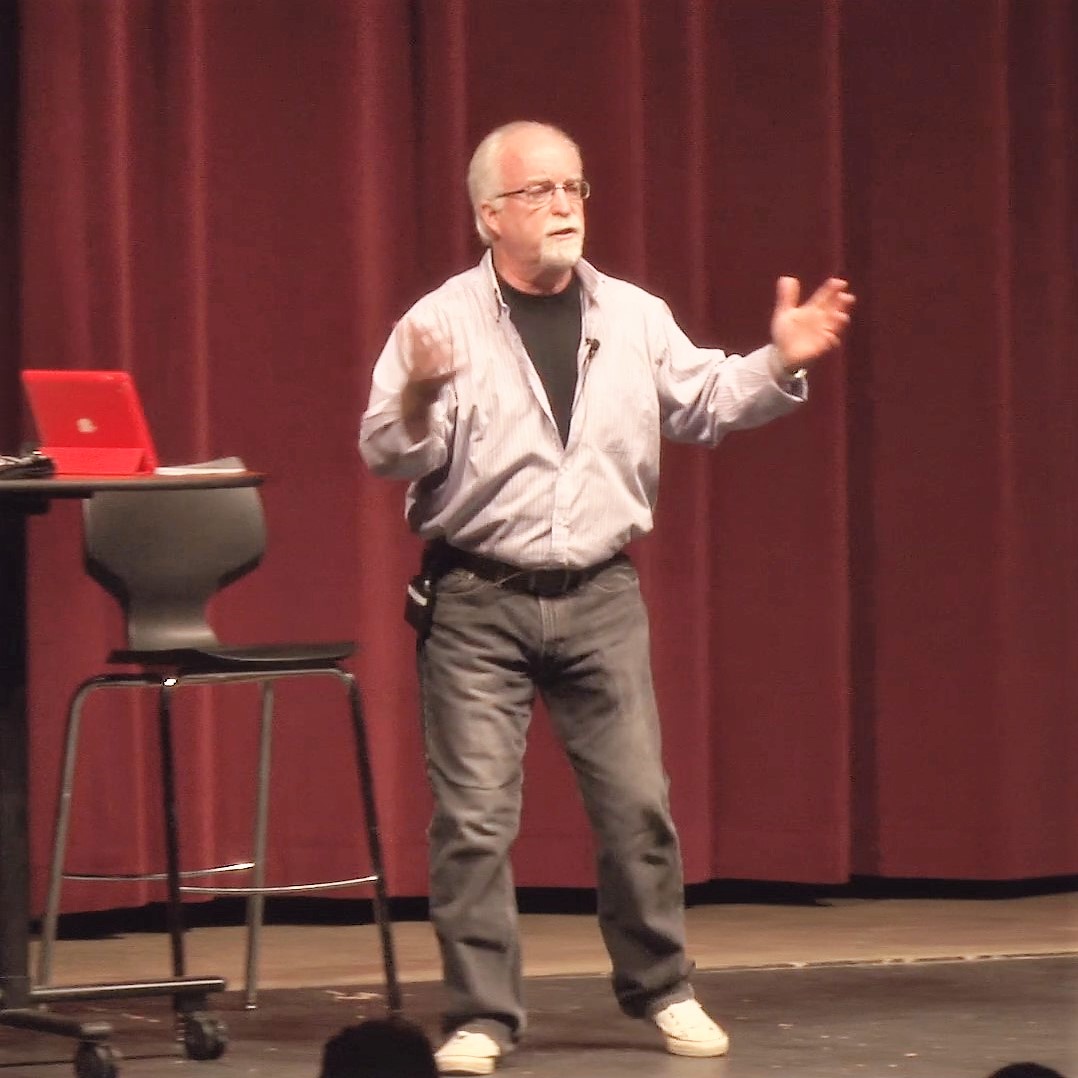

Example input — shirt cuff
[766,346,808,398]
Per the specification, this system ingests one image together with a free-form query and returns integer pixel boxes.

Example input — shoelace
[660,1005,717,1035]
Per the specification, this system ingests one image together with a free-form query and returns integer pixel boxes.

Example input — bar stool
[36,477,401,1018]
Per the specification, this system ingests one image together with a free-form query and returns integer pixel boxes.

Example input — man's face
[480,129,586,292]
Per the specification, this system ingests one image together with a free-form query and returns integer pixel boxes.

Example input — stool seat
[107,641,355,669]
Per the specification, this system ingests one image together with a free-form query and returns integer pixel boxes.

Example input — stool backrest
[83,484,266,652]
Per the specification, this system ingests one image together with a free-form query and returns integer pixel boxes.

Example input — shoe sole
[436,1058,498,1076]
[665,1040,730,1058]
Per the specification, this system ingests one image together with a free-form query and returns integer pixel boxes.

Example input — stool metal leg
[343,673,401,1013]
[37,679,102,987]
[242,681,275,1009]
[157,678,187,980]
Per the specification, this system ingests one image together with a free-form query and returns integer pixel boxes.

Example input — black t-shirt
[498,273,581,447]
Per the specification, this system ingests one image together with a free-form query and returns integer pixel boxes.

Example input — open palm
[770,276,855,370]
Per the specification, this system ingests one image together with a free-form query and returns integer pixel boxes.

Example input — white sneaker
[434,1029,503,1075]
[651,998,730,1057]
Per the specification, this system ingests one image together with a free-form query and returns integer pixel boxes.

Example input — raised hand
[770,276,855,372]
[398,319,462,441]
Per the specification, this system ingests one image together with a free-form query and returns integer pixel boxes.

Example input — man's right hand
[399,319,460,442]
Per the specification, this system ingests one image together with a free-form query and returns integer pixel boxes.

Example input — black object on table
[0,473,261,1078]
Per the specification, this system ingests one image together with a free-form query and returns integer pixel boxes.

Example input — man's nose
[550,186,573,212]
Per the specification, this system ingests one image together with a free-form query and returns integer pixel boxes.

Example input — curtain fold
[1,0,1074,911]
[842,0,1078,878]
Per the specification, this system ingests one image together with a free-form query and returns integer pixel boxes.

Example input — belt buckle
[545,568,575,597]
[521,567,566,598]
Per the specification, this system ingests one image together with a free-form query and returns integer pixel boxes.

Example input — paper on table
[153,456,247,475]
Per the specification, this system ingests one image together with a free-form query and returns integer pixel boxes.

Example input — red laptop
[21,369,160,475]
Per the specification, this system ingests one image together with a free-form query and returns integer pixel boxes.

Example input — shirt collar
[480,249,602,318]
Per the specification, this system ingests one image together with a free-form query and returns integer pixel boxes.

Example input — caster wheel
[74,1041,121,1078]
[182,1013,228,1061]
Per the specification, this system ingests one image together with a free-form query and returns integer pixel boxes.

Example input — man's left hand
[770,276,855,372]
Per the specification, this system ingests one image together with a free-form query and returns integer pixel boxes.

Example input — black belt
[435,543,626,599]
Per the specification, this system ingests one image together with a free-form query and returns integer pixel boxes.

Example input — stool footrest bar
[179,875,378,896]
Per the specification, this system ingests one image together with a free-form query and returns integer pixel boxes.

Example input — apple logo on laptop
[76,417,98,433]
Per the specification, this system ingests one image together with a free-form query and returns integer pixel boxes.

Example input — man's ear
[479,202,500,241]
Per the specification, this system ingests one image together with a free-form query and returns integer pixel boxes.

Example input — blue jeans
[418,558,693,1043]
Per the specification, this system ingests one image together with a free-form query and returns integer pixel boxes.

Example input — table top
[0,471,264,498]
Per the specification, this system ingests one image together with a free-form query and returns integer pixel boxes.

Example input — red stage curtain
[0,0,1074,912]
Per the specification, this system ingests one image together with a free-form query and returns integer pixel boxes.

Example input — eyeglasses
[493,179,591,207]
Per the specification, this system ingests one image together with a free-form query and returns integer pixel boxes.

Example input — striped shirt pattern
[360,253,805,570]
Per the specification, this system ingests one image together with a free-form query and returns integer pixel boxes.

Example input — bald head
[467,121,582,245]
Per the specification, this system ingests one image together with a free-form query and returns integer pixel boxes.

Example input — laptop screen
[21,369,160,475]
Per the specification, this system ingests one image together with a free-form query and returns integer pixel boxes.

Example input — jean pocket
[590,561,638,594]
[436,567,499,598]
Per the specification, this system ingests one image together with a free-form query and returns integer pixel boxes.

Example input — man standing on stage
[360,120,854,1075]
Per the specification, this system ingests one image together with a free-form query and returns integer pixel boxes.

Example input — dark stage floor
[2,955,1075,1078]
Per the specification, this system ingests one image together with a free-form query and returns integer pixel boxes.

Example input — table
[0,473,262,1078]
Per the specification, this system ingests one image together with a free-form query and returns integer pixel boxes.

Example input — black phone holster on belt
[404,541,448,640]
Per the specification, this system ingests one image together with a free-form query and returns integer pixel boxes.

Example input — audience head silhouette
[319,1016,438,1078]
[987,1065,1067,1078]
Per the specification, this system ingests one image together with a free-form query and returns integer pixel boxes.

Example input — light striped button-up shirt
[360,252,805,570]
